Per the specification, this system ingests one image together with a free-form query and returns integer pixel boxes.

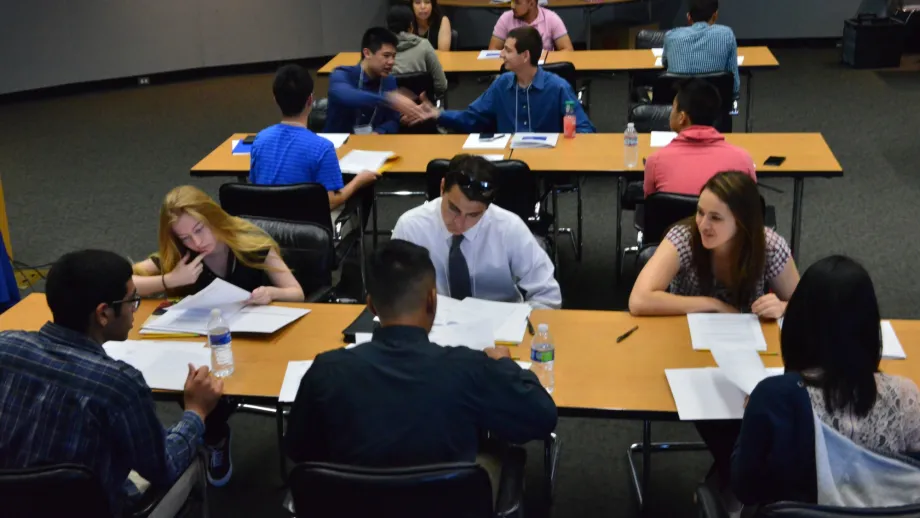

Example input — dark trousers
[695,420,742,485]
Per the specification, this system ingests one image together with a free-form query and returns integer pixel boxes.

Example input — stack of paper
[142,278,310,335]
[338,150,395,174]
[650,131,678,147]
[688,313,768,352]
[103,340,210,391]
[666,366,784,420]
[318,133,350,149]
[462,133,511,150]
[478,50,502,59]
[510,133,559,149]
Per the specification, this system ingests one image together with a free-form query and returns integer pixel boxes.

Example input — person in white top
[391,154,561,309]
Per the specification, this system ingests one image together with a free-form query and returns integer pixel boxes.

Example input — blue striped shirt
[0,322,205,515]
[249,124,345,191]
[662,22,740,99]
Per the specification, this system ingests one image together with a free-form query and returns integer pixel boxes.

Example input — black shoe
[206,430,232,487]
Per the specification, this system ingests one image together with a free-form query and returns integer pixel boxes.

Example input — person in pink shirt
[489,0,574,52]
[643,78,756,197]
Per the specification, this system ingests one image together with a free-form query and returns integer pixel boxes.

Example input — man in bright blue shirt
[251,64,378,209]
[662,0,740,100]
[324,28,425,135]
[409,26,595,134]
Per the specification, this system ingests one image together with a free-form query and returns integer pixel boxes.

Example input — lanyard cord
[357,67,383,127]
[513,84,533,133]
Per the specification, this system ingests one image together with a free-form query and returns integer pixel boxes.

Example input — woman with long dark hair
[410,0,452,50]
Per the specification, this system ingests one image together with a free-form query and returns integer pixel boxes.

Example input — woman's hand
[751,294,786,320]
[165,253,204,288]
[246,286,273,306]
[708,297,741,314]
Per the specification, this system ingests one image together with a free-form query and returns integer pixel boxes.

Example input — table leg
[745,71,754,133]
[614,176,623,283]
[552,187,560,268]
[642,420,651,508]
[790,178,804,259]
[372,187,379,249]
[276,402,287,484]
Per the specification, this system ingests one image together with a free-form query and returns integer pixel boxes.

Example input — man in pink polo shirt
[488,0,574,51]
[644,78,756,197]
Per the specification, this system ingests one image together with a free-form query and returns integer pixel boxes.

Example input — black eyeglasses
[108,295,141,312]
[453,169,495,197]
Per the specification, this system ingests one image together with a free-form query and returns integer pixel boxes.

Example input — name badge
[353,124,373,135]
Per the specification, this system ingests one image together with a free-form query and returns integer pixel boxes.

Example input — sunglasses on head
[453,169,495,198]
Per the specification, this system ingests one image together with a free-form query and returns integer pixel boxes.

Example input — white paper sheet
[462,133,511,150]
[688,313,768,352]
[710,347,769,395]
[457,298,532,344]
[650,131,678,147]
[230,139,249,155]
[666,367,785,420]
[651,48,664,57]
[516,361,532,369]
[353,333,373,345]
[478,154,506,162]
[882,321,907,359]
[655,57,663,67]
[318,133,350,149]
[510,133,559,149]
[103,340,210,391]
[737,56,745,65]
[429,321,495,351]
[478,50,502,59]
[170,278,250,310]
[338,150,394,174]
[279,361,313,403]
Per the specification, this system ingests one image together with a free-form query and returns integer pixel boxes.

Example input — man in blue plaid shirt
[662,0,741,100]
[0,250,223,515]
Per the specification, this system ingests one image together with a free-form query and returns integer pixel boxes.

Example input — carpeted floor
[3,47,920,517]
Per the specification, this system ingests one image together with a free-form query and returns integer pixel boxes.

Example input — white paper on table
[538,59,545,65]
[457,298,532,344]
[516,361,532,369]
[710,347,769,395]
[510,133,559,149]
[882,321,907,359]
[103,340,210,391]
[477,154,506,162]
[338,150,394,174]
[650,131,678,147]
[353,333,373,345]
[737,56,745,65]
[171,278,251,310]
[655,57,663,67]
[651,48,664,57]
[666,367,785,420]
[462,133,511,150]
[230,140,248,155]
[688,313,768,352]
[430,321,495,351]
[478,50,502,59]
[279,361,313,403]
[318,133,350,149]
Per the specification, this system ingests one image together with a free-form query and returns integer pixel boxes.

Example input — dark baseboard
[736,37,840,48]
[0,55,333,106]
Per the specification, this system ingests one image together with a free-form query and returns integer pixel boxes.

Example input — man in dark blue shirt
[324,28,426,134]
[285,240,557,494]
[0,250,223,515]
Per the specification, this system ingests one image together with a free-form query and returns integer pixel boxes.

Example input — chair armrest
[695,483,730,518]
[304,286,335,303]
[130,452,206,518]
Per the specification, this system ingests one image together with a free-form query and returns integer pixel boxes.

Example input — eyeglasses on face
[107,295,141,312]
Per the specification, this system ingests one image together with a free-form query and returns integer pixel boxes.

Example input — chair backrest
[425,159,539,225]
[308,98,328,133]
[651,72,735,132]
[643,192,700,243]
[288,462,493,518]
[630,103,673,132]
[540,61,577,93]
[244,216,334,295]
[394,72,435,98]
[450,29,459,51]
[635,29,666,49]
[757,502,920,517]
[219,182,333,232]
[0,464,111,518]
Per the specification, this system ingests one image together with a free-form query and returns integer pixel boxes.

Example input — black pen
[616,325,639,343]
[526,316,535,335]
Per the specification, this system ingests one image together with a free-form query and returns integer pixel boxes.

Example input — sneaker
[206,430,233,487]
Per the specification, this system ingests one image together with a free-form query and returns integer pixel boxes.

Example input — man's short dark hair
[362,27,399,55]
[367,240,436,320]
[272,64,314,117]
[443,154,498,204]
[508,26,543,67]
[689,0,719,22]
[675,78,722,127]
[387,4,415,34]
[46,250,133,334]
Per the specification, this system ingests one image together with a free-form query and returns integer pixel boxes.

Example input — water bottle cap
[538,323,549,333]
[627,122,635,128]
[210,308,221,317]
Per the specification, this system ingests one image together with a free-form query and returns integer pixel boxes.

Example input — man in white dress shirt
[391,154,561,309]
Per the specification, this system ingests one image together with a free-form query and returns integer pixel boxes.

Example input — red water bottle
[563,101,576,139]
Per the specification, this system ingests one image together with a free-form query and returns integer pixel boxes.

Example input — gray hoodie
[394,32,448,95]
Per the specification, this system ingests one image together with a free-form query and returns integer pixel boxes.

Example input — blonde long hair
[136,185,280,275]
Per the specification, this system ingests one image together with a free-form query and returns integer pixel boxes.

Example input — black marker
[616,325,639,343]
[526,316,536,335]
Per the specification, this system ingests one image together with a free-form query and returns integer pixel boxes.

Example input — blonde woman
[133,185,304,304]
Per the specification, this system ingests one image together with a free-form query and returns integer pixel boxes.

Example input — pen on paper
[758,352,779,356]
[616,325,639,343]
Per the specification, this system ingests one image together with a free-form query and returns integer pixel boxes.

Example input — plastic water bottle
[208,309,234,378]
[563,101,576,139]
[624,122,639,168]
[531,323,555,393]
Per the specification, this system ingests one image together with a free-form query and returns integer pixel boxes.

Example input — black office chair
[650,72,735,133]
[629,102,672,133]
[619,192,698,278]
[450,28,459,51]
[244,217,336,303]
[307,98,328,133]
[287,452,526,518]
[696,484,920,518]
[630,29,667,104]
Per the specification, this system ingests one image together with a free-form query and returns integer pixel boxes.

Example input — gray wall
[0,0,389,95]
[1,0,863,95]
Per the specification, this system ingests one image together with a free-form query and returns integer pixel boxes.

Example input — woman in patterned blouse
[629,171,800,318]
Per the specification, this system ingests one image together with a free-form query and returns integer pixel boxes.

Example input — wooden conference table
[190,132,842,260]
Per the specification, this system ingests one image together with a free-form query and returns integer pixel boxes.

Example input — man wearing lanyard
[406,26,595,134]
[324,27,425,134]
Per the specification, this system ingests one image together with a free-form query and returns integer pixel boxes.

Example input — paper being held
[710,347,769,395]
